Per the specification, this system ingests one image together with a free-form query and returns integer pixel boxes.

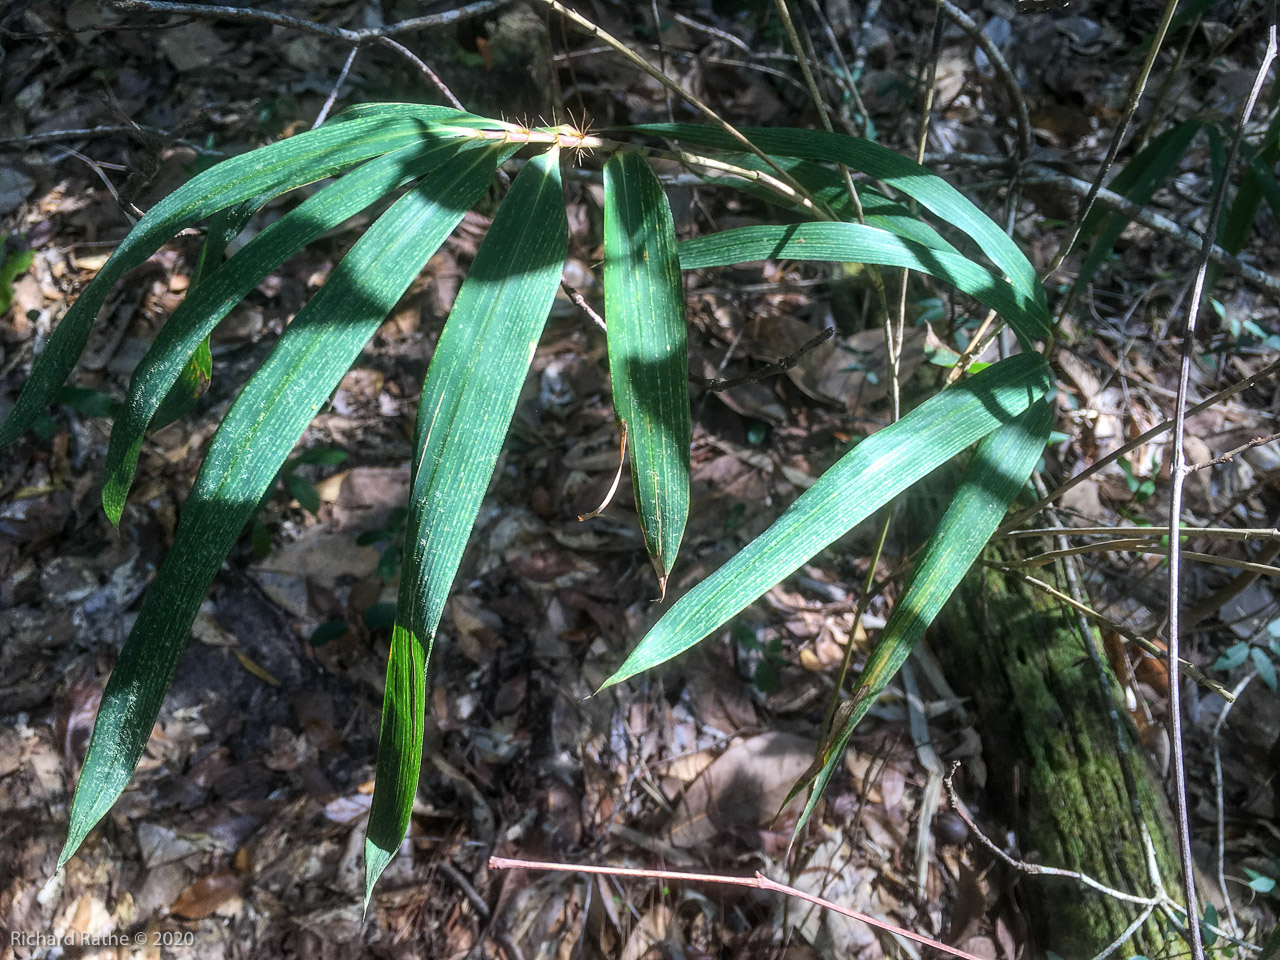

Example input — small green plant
[1119,454,1159,504]
[1,103,1053,903]
[0,246,34,315]
[248,446,348,557]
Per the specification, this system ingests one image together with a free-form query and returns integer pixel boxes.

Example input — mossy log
[934,561,1184,957]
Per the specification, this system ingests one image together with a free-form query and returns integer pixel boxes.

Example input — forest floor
[0,1,1278,958]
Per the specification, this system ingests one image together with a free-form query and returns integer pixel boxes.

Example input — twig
[923,154,1280,296]
[997,568,1232,701]
[690,327,835,391]
[850,0,883,82]
[635,144,826,218]
[1025,163,1280,297]
[436,860,491,921]
[801,0,873,135]
[998,357,1280,534]
[560,281,605,331]
[943,765,1161,907]
[375,37,464,110]
[1164,22,1278,960]
[50,147,138,224]
[1002,538,1156,566]
[1184,539,1280,629]
[0,124,220,152]
[1092,903,1161,960]
[1187,432,1280,472]
[671,12,752,55]
[488,855,989,960]
[1007,525,1280,542]
[105,0,513,41]
[312,45,360,130]
[106,0,484,104]
[1212,673,1254,938]
[1000,538,1280,578]
[531,0,821,210]
[1044,0,1180,281]
[938,1,1031,160]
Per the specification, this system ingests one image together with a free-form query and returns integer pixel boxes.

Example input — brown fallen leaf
[169,869,242,920]
[664,731,816,849]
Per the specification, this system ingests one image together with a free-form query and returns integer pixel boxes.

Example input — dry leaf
[620,904,672,960]
[169,869,242,919]
[664,732,815,848]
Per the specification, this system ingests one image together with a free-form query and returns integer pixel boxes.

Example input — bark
[934,559,1184,957]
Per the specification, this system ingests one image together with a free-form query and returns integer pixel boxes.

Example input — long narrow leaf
[59,144,500,869]
[1073,120,1201,295]
[787,397,1054,837]
[603,152,690,592]
[701,154,960,253]
[1207,109,1280,291]
[679,222,1051,344]
[364,150,567,901]
[0,107,479,446]
[151,197,263,429]
[622,124,1045,315]
[102,137,464,522]
[601,352,1053,688]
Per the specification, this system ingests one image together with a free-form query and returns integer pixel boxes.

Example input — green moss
[937,561,1182,956]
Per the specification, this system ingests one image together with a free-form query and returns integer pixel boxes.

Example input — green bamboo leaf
[0,106,479,447]
[364,150,567,901]
[701,154,960,253]
[327,102,492,128]
[102,137,465,523]
[786,397,1054,837]
[0,248,35,314]
[151,198,262,429]
[679,222,1051,344]
[603,152,690,593]
[152,337,213,429]
[1219,108,1280,257]
[1243,152,1280,235]
[600,352,1052,688]
[59,144,500,870]
[622,123,1045,314]
[1073,120,1202,294]
[1207,109,1280,292]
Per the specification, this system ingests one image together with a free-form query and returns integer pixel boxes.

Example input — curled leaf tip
[654,565,669,602]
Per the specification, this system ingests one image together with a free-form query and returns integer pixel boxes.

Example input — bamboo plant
[0,103,1054,903]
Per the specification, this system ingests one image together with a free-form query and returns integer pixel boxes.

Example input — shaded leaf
[623,123,1044,315]
[788,398,1053,837]
[152,198,262,429]
[602,352,1053,687]
[679,221,1051,345]
[364,148,567,902]
[603,152,691,591]
[1073,121,1201,294]
[1,106,481,447]
[59,144,501,870]
[699,154,960,253]
[103,136,465,522]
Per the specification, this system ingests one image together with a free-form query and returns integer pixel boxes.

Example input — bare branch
[105,0,513,42]
[1164,21,1278,960]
